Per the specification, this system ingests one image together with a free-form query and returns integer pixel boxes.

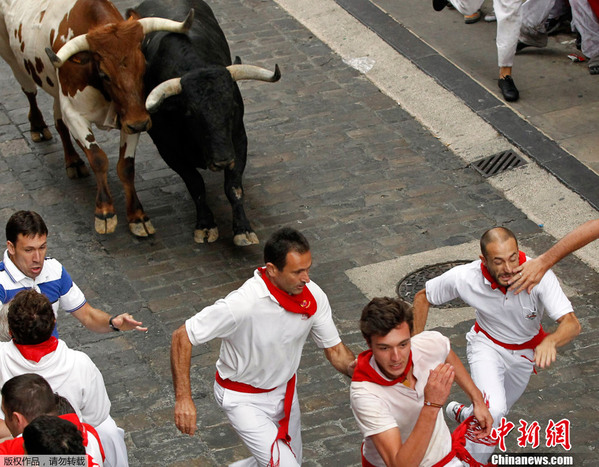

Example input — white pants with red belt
[459,328,535,464]
[214,380,302,467]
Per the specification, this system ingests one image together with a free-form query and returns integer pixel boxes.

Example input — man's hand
[534,339,557,369]
[174,396,197,436]
[112,313,147,332]
[508,257,549,295]
[471,402,493,439]
[423,363,454,406]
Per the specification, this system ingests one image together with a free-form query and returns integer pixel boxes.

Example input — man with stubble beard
[412,227,580,464]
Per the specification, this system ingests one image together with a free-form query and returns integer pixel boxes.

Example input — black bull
[128,0,280,245]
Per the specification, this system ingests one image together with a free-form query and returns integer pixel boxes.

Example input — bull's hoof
[95,215,118,235]
[233,231,259,247]
[66,161,90,179]
[31,128,52,142]
[129,220,156,237]
[194,227,219,244]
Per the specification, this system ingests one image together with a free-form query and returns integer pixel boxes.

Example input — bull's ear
[125,8,140,20]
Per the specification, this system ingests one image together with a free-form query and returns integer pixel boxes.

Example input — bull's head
[45,10,194,134]
[145,64,280,171]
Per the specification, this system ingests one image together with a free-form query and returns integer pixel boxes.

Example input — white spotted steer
[0,0,192,237]
[129,0,281,246]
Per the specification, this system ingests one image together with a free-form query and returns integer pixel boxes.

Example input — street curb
[335,0,599,211]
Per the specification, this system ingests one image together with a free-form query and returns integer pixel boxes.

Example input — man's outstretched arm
[171,325,197,435]
[324,341,356,377]
[509,219,599,294]
[72,303,147,333]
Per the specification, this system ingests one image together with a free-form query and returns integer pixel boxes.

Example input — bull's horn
[47,34,90,68]
[139,9,194,35]
[146,78,183,113]
[226,64,281,82]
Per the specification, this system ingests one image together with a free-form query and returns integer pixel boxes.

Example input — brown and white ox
[0,0,192,236]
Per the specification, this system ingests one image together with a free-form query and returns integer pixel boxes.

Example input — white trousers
[520,0,556,37]
[95,416,129,467]
[214,380,302,467]
[571,0,599,59]
[450,0,524,66]
[459,328,535,464]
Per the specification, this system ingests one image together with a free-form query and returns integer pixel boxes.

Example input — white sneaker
[445,401,466,423]
[484,10,496,22]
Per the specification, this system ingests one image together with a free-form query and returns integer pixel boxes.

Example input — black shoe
[498,76,519,102]
[433,0,448,11]
[516,41,530,52]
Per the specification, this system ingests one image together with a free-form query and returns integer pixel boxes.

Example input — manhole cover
[470,150,526,178]
[396,261,472,309]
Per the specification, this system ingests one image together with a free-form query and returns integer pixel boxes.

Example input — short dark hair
[54,394,76,416]
[480,227,518,258]
[8,290,55,345]
[23,415,85,455]
[6,211,48,245]
[360,297,414,345]
[264,227,310,271]
[1,374,57,422]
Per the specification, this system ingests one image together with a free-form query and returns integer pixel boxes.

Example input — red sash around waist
[474,321,547,350]
[215,371,297,467]
[215,371,276,393]
[432,416,495,467]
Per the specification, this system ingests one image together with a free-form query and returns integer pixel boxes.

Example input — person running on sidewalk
[171,227,356,466]
[433,0,524,101]
[412,226,580,464]
[350,297,492,467]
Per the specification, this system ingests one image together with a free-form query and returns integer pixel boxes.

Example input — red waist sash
[215,371,297,467]
[474,321,547,350]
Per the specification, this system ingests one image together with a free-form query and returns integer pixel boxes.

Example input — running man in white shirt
[412,226,581,463]
[350,297,493,467]
[171,227,356,466]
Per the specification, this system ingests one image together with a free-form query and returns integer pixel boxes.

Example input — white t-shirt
[425,259,573,344]
[0,340,111,427]
[350,331,461,467]
[186,269,341,389]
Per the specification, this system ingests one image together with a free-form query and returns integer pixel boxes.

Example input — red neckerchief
[258,267,317,317]
[480,251,526,295]
[14,336,58,362]
[351,349,413,385]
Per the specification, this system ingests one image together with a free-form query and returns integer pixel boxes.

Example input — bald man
[412,227,580,464]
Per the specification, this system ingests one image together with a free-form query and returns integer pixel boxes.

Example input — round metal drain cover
[396,261,472,309]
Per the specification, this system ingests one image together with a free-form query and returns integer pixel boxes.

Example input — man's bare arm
[534,312,581,369]
[171,325,197,435]
[509,219,599,294]
[71,302,147,333]
[445,350,493,438]
[412,289,430,335]
[323,342,356,377]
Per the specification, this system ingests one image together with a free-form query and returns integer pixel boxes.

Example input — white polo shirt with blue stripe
[0,250,86,337]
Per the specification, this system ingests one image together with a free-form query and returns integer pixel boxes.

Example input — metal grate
[396,261,472,309]
[470,150,526,178]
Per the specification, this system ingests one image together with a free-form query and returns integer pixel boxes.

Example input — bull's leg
[55,118,90,179]
[225,128,257,247]
[23,90,52,142]
[117,131,155,237]
[224,159,258,247]
[76,140,118,234]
